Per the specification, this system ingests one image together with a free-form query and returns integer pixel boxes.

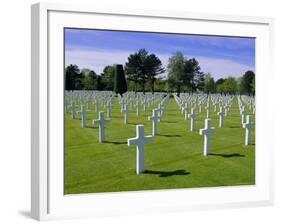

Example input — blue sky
[64,28,255,80]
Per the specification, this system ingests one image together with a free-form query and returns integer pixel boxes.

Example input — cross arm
[144,136,153,144]
[93,119,100,125]
[199,129,205,135]
[128,138,138,146]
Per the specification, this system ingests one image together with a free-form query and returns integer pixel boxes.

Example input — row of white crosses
[174,94,216,155]
[176,94,254,156]
[238,96,255,145]
[65,90,114,118]
[66,92,254,175]
[119,93,166,124]
[241,95,255,115]
[91,92,166,147]
[127,93,254,175]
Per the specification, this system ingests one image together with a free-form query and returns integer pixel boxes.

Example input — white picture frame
[31,2,274,221]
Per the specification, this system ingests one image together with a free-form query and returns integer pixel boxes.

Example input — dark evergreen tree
[240,70,255,95]
[114,64,127,96]
[96,76,102,90]
[65,64,80,90]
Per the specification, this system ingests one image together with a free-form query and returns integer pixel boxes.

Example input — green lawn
[64,96,255,194]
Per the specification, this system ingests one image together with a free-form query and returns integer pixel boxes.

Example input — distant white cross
[148,108,160,136]
[158,103,164,121]
[214,103,217,112]
[94,98,99,113]
[143,99,148,111]
[199,119,215,156]
[120,100,126,112]
[206,102,210,118]
[135,100,140,116]
[224,104,229,116]
[182,103,188,120]
[71,100,76,119]
[93,111,110,143]
[129,97,134,110]
[87,96,92,111]
[240,106,245,124]
[121,104,131,124]
[188,108,196,131]
[106,100,111,117]
[242,115,253,145]
[217,107,225,128]
[81,104,86,128]
[127,125,152,175]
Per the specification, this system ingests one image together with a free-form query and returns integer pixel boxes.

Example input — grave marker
[199,119,215,156]
[148,108,160,136]
[217,107,225,128]
[242,115,253,145]
[188,108,196,131]
[81,105,86,128]
[121,104,131,124]
[127,125,152,175]
[93,111,110,143]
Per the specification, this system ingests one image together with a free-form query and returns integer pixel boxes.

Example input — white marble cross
[188,107,196,131]
[242,115,253,145]
[127,125,152,175]
[224,105,228,117]
[120,100,126,112]
[206,102,210,118]
[93,111,110,143]
[182,103,188,120]
[106,100,112,117]
[87,96,92,111]
[217,107,225,128]
[158,103,164,121]
[143,99,148,111]
[214,103,217,112]
[94,98,99,113]
[121,104,131,124]
[71,100,76,119]
[199,119,215,156]
[81,105,86,128]
[135,100,140,116]
[240,106,245,124]
[148,108,160,136]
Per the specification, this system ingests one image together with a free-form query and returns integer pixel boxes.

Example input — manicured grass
[64,96,255,194]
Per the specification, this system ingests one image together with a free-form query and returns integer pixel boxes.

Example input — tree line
[65,49,255,95]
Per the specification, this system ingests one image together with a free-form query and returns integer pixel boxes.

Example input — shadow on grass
[128,122,141,125]
[229,126,241,128]
[144,169,191,177]
[104,140,127,145]
[85,126,98,130]
[158,134,182,137]
[209,153,245,158]
[161,120,177,124]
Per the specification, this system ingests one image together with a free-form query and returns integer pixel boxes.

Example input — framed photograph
[31,2,274,221]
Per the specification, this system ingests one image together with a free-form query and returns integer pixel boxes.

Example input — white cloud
[65,49,254,80]
[196,57,255,80]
